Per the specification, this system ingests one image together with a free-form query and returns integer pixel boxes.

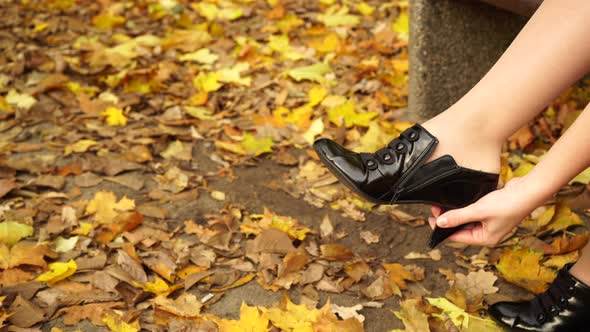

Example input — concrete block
[408,0,528,120]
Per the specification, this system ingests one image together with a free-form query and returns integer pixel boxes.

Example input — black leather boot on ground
[313,124,499,248]
[488,263,590,331]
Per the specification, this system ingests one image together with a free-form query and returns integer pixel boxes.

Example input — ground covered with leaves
[1,0,590,331]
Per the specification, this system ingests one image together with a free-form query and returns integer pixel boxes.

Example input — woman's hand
[428,177,549,247]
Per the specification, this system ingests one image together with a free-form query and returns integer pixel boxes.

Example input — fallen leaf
[391,298,429,332]
[86,191,135,224]
[102,310,140,332]
[496,247,556,293]
[360,230,379,244]
[0,221,33,245]
[36,259,77,286]
[101,106,127,126]
[216,302,270,332]
[321,243,353,261]
[287,62,332,83]
[454,269,498,299]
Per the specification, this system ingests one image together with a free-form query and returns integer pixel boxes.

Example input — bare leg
[570,244,590,285]
[422,0,590,173]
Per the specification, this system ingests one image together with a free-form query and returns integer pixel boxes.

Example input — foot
[488,263,590,331]
[421,108,502,174]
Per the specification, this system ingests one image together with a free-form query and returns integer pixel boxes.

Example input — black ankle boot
[313,124,499,248]
[489,263,590,331]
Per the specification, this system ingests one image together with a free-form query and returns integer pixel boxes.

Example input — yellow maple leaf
[327,101,377,128]
[36,259,77,286]
[308,86,327,106]
[71,222,93,236]
[194,72,223,92]
[101,106,127,126]
[268,35,306,61]
[217,62,251,86]
[102,311,140,332]
[64,139,98,156]
[392,12,409,42]
[426,297,499,331]
[216,303,270,332]
[240,133,274,157]
[544,204,585,234]
[92,13,126,30]
[136,275,181,296]
[0,221,33,246]
[86,191,135,224]
[496,247,556,293]
[287,63,332,84]
[179,48,219,64]
[317,5,360,27]
[353,122,397,152]
[5,89,37,110]
[218,6,244,21]
[276,13,304,33]
[194,2,218,21]
[241,208,311,241]
[264,297,317,332]
[356,2,375,16]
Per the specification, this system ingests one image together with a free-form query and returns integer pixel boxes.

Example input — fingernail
[437,217,448,227]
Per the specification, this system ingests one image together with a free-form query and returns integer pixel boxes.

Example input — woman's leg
[571,243,590,285]
[423,0,590,173]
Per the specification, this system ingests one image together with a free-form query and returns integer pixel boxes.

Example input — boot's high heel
[488,263,590,331]
[313,124,499,248]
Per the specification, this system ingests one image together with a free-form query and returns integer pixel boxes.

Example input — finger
[436,204,483,229]
[428,217,436,229]
[446,223,486,246]
[431,206,442,217]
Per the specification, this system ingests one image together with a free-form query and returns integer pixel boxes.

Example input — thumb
[436,204,481,228]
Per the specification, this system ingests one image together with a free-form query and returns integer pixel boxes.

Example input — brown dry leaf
[278,252,309,277]
[210,273,256,292]
[454,269,498,299]
[57,301,125,326]
[544,232,590,254]
[360,230,380,244]
[344,261,370,282]
[320,243,353,261]
[383,263,414,291]
[313,303,365,332]
[8,295,46,328]
[319,214,334,238]
[96,212,143,244]
[361,275,393,300]
[0,241,54,269]
[253,229,296,254]
[153,293,202,318]
[392,298,430,332]
[0,268,34,287]
[404,249,441,261]
[0,178,16,198]
[496,247,556,293]
[508,126,535,150]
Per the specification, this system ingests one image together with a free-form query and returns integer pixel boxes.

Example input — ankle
[570,263,590,286]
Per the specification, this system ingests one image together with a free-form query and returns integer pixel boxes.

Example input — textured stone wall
[408,0,529,120]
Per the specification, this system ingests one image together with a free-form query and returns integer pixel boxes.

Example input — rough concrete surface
[408,0,528,120]
[42,143,533,332]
